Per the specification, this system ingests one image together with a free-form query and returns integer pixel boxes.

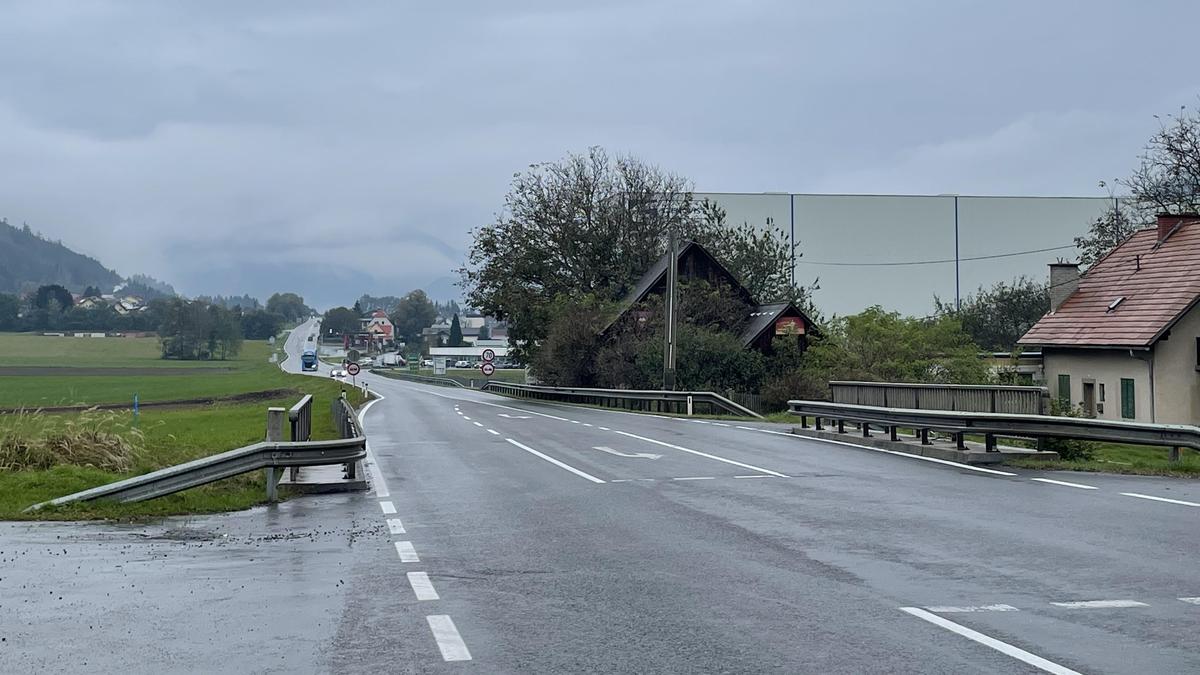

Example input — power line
[796,244,1076,267]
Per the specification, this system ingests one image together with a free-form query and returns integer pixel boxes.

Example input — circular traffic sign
[480,362,496,377]
[345,362,361,376]
[481,348,496,363]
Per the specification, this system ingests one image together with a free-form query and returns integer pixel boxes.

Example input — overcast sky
[2,1,1198,310]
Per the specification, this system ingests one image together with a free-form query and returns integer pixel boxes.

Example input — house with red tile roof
[1018,214,1200,424]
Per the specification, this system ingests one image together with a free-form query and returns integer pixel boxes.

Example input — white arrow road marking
[498,413,533,419]
[593,446,662,460]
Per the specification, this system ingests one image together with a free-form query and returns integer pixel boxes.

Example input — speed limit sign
[481,348,496,363]
[480,362,496,377]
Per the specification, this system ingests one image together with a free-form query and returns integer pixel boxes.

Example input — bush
[1043,401,1098,461]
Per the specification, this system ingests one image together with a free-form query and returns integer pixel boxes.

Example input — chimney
[1157,213,1199,243]
[1049,262,1080,312]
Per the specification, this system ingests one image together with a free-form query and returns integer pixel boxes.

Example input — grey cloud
[2,1,1199,310]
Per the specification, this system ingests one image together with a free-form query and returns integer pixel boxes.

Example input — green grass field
[0,334,314,408]
[0,332,366,519]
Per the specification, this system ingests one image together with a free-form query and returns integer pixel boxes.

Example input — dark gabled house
[603,240,816,352]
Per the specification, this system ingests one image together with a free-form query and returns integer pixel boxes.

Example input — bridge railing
[788,399,1196,460]
[482,381,762,418]
[829,381,1050,415]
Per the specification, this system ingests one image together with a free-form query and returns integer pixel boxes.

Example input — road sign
[434,358,447,375]
[481,348,496,363]
[480,362,495,377]
[346,362,361,376]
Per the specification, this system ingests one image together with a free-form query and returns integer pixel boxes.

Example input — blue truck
[301,349,319,372]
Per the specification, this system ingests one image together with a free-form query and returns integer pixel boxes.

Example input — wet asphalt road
[4,319,1200,673]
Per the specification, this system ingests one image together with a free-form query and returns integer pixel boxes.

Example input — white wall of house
[1042,348,1152,422]
[1151,302,1200,425]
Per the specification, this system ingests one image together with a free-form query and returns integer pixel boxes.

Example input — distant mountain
[0,218,123,295]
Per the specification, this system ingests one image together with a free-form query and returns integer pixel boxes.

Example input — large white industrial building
[695,192,1115,316]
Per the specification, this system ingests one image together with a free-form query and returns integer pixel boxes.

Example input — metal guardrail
[483,382,763,418]
[788,399,1199,457]
[289,394,313,442]
[26,395,367,511]
[374,370,467,388]
[830,381,1050,415]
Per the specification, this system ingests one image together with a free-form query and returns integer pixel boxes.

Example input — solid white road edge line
[611,429,789,477]
[426,615,472,662]
[1050,599,1148,609]
[1121,492,1200,507]
[380,501,397,515]
[1031,478,1099,490]
[356,395,390,498]
[763,429,1017,476]
[899,607,1081,675]
[407,571,440,600]
[505,438,606,484]
[1178,597,1200,604]
[395,541,420,562]
[387,518,405,534]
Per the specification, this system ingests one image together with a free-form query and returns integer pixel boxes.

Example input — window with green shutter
[1057,374,1071,406]
[1120,378,1135,419]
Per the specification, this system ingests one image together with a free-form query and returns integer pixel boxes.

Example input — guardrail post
[1170,446,1182,463]
[889,425,898,441]
[815,416,823,430]
[687,395,694,416]
[836,418,845,433]
[954,432,965,450]
[985,433,997,452]
[920,428,930,445]
[861,422,871,438]
[799,414,808,429]
[265,407,285,503]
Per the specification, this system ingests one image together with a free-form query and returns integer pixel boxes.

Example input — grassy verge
[1007,443,1200,477]
[0,332,367,520]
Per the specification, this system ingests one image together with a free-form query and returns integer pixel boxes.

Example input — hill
[0,218,123,295]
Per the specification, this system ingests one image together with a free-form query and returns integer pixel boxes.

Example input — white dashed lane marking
[407,571,440,600]
[395,541,420,562]
[380,501,397,515]
[487,428,500,435]
[900,607,1081,675]
[427,615,472,662]
[1050,599,1148,609]
[1121,492,1200,507]
[1031,478,1099,490]
[387,518,405,534]
[926,604,1019,613]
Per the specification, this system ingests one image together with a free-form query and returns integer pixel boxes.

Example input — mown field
[0,333,365,519]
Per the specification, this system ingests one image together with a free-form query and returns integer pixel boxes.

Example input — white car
[421,358,434,368]
[329,368,346,378]
[454,360,470,368]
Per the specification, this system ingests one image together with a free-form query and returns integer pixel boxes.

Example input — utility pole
[954,195,961,312]
[663,224,679,391]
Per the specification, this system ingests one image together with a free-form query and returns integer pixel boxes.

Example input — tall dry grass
[0,408,144,472]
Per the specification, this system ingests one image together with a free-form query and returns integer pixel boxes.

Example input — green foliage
[460,148,804,362]
[530,296,614,386]
[762,307,988,407]
[196,294,261,311]
[0,217,122,295]
[266,292,312,322]
[34,284,73,312]
[477,324,491,340]
[0,293,18,330]
[322,306,360,336]
[158,298,243,360]
[692,200,817,309]
[239,309,285,340]
[359,294,402,314]
[935,276,1049,350]
[1074,201,1144,268]
[448,313,464,347]
[1043,401,1098,461]
[391,290,438,345]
